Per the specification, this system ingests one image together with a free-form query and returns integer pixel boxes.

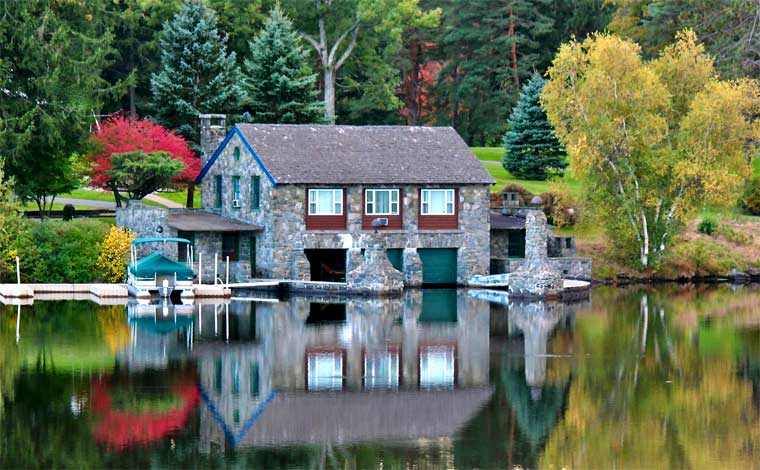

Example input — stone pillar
[525,210,549,261]
[403,248,423,287]
[199,114,227,166]
[508,211,564,299]
[346,247,364,273]
[345,243,404,295]
[290,249,310,281]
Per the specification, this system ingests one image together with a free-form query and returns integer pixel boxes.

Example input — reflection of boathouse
[195,290,492,450]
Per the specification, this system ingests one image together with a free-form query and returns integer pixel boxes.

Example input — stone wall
[268,184,491,285]
[504,257,592,281]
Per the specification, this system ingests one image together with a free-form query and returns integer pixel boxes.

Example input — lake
[1,285,759,468]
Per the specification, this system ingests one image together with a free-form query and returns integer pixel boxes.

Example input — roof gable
[195,126,277,185]
[198,124,495,185]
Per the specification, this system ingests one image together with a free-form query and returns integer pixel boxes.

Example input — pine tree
[502,75,567,180]
[150,0,244,207]
[151,1,243,145]
[242,6,324,124]
[432,0,555,145]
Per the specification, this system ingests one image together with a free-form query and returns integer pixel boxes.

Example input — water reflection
[6,286,760,467]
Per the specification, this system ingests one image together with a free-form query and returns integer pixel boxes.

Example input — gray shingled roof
[236,124,495,185]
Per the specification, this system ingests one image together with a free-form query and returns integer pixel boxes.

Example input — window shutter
[252,175,260,210]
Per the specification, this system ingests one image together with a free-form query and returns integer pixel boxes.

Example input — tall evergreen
[242,6,324,123]
[151,1,243,145]
[150,0,243,207]
[502,75,567,180]
[432,0,555,145]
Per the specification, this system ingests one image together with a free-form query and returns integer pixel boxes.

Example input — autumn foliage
[88,116,199,191]
[96,226,135,283]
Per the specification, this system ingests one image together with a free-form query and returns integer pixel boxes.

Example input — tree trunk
[324,67,336,122]
[186,182,195,208]
[405,39,420,125]
[128,84,137,118]
[508,4,520,90]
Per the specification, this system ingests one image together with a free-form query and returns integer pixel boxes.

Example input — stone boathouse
[118,115,495,286]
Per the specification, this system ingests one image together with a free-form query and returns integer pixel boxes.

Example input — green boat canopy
[129,252,194,281]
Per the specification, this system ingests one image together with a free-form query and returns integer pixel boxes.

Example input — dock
[0,282,231,304]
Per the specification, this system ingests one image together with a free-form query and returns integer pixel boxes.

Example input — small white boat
[466,273,510,289]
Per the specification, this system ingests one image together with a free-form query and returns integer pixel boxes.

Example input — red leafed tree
[89,116,199,207]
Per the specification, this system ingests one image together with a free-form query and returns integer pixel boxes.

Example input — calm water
[2,285,760,468]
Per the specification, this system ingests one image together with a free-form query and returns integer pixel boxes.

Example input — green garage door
[386,248,404,272]
[418,248,458,285]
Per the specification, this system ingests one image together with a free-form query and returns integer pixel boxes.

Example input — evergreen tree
[242,6,324,123]
[150,0,244,207]
[151,1,243,145]
[432,0,555,145]
[0,0,113,217]
[503,75,567,180]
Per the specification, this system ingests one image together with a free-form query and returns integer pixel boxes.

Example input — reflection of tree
[0,309,21,416]
[97,306,130,354]
[541,287,760,468]
[0,369,101,468]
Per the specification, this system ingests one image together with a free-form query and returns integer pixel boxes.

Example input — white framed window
[308,189,343,215]
[307,352,343,391]
[421,189,455,215]
[364,350,400,389]
[365,189,400,215]
[419,346,455,388]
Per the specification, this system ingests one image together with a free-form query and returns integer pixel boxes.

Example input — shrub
[717,225,753,245]
[697,218,718,235]
[666,239,740,276]
[17,219,110,283]
[741,177,760,215]
[540,191,578,228]
[97,226,135,283]
[62,204,75,221]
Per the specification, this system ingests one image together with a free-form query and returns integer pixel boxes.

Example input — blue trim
[195,126,277,187]
[198,384,276,449]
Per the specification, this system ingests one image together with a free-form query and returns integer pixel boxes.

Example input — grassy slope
[472,146,760,279]
[471,147,583,197]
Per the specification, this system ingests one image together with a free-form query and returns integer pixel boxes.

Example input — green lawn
[472,146,583,197]
[471,147,504,162]
[156,188,201,207]
[58,189,169,208]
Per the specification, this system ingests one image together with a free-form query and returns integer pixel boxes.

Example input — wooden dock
[0,282,231,304]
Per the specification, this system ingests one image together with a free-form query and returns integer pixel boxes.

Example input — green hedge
[17,219,110,283]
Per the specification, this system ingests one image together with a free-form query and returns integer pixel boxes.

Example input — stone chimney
[199,114,227,166]
[502,191,520,216]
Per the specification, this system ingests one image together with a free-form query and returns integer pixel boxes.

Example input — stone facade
[345,242,405,295]
[196,132,491,284]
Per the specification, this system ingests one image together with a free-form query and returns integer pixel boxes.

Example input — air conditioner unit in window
[232,199,241,208]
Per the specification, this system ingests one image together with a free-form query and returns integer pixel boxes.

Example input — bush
[97,226,135,283]
[717,225,753,245]
[666,239,740,276]
[741,177,760,215]
[17,219,110,283]
[697,218,718,235]
[540,191,578,228]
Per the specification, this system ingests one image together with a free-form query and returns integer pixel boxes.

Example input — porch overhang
[166,211,263,232]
